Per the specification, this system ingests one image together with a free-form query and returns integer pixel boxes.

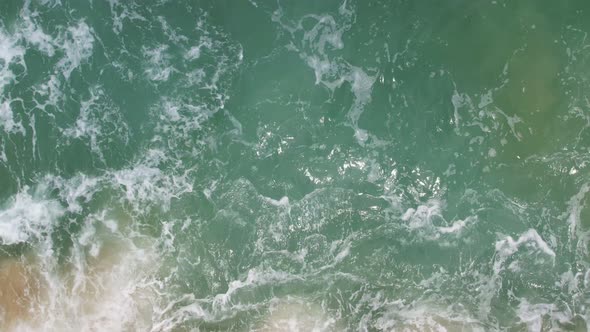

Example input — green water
[0,0,589,331]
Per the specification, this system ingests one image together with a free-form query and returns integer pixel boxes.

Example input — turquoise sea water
[0,0,589,331]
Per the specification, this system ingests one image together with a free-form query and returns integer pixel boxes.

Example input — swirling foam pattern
[0,0,589,331]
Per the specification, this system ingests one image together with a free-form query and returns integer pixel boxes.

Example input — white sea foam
[3,233,160,331]
[0,101,25,135]
[62,92,103,152]
[107,0,147,34]
[1,9,92,110]
[0,187,64,245]
[517,299,577,332]
[43,174,101,214]
[144,45,175,82]
[33,74,62,112]
[367,298,485,332]
[262,195,290,210]
[57,21,94,79]
[438,217,473,234]
[402,199,443,227]
[113,164,176,212]
[450,88,470,130]
[258,297,339,332]
[565,183,589,242]
[185,46,202,60]
[20,13,55,56]
[149,269,306,331]
[111,151,193,213]
[213,268,301,307]
[478,90,494,109]
[0,144,6,163]
[61,87,129,161]
[150,295,209,332]
[450,80,527,145]
[0,174,163,331]
[158,16,188,44]
[348,66,376,144]
[401,199,474,241]
[184,34,213,62]
[272,4,377,145]
[479,229,556,316]
[37,0,61,6]
[493,229,556,276]
[152,97,219,154]
[0,29,26,94]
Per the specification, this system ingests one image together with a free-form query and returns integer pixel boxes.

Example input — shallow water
[0,0,589,331]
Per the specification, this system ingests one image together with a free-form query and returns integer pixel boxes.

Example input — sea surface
[0,0,589,331]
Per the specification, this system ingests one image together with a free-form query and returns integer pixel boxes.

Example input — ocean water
[0,0,589,331]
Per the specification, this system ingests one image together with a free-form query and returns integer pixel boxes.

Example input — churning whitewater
[0,0,590,331]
